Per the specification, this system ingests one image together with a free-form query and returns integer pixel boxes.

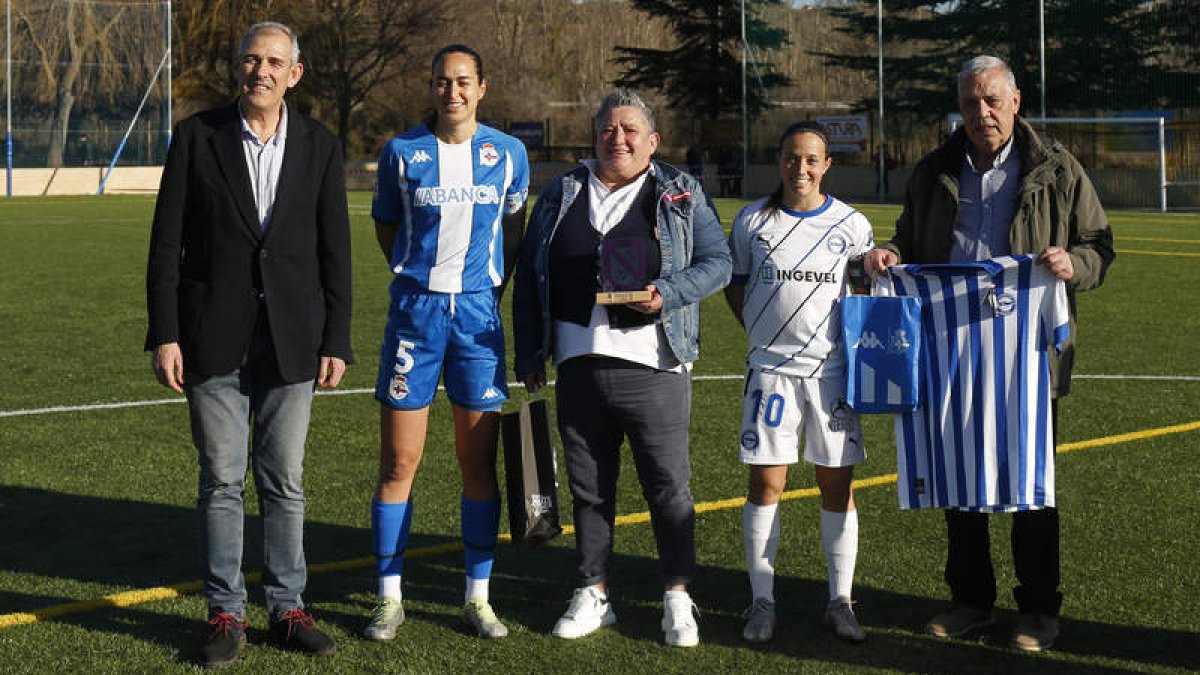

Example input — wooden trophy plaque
[596,238,653,304]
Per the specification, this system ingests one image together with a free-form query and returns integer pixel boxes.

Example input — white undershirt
[553,161,682,372]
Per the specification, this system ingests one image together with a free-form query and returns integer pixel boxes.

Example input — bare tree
[293,0,443,154]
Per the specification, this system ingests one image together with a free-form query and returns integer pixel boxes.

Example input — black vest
[549,177,662,329]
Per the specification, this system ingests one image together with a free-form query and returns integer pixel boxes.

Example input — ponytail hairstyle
[765,120,830,216]
[425,43,485,129]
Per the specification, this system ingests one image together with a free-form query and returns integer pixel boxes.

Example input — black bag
[500,399,562,548]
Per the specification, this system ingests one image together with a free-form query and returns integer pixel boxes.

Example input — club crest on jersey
[410,149,433,163]
[826,232,848,255]
[740,430,760,451]
[389,374,409,400]
[479,143,500,167]
[986,288,1016,316]
[888,328,912,354]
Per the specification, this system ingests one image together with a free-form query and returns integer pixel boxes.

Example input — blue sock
[372,499,412,577]
[461,496,500,580]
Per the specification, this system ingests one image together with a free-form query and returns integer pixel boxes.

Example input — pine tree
[612,0,791,120]
[820,0,1200,121]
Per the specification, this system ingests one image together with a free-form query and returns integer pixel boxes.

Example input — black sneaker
[269,608,336,656]
[199,613,246,668]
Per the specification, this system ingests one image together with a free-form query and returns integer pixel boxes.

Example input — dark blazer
[146,102,353,383]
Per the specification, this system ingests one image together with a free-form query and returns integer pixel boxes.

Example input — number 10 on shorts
[749,388,786,428]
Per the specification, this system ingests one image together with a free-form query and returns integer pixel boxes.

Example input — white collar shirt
[553,160,683,372]
[239,101,289,231]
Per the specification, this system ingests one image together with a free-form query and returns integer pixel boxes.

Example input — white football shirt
[729,195,875,377]
[879,255,1070,512]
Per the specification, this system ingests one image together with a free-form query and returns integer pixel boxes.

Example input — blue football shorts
[375,285,508,411]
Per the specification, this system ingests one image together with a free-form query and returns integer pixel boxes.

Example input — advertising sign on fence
[817,115,868,153]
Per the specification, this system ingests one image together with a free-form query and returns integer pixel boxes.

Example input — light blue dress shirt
[950,136,1019,263]
[239,101,289,231]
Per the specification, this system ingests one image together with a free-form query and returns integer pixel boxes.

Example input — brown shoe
[1011,613,1059,652]
[925,603,994,637]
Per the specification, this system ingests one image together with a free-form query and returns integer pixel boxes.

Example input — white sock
[379,575,402,602]
[743,502,781,602]
[465,576,490,604]
[820,508,858,601]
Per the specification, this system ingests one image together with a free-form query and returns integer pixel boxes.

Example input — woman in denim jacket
[511,89,730,648]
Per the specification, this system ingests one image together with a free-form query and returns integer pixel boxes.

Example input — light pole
[740,0,748,199]
[6,0,12,197]
[876,0,885,203]
[1038,0,1046,118]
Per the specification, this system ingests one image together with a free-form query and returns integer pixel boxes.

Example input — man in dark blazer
[145,21,351,668]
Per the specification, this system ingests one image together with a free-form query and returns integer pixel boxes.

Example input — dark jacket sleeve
[145,120,191,350]
[315,128,354,363]
[1059,151,1114,292]
[512,182,558,381]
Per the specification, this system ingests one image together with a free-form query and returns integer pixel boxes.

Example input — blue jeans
[185,333,314,618]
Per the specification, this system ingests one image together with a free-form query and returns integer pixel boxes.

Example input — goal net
[2,0,170,173]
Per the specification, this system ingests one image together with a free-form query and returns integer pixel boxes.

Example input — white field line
[1,373,1198,419]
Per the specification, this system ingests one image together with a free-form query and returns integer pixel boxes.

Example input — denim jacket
[512,160,731,380]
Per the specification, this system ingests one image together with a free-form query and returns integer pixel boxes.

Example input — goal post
[948,114,1173,212]
[1027,117,1167,213]
[3,0,171,196]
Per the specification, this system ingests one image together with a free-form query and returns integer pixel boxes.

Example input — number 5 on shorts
[393,339,416,374]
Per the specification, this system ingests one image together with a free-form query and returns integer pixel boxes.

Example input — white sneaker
[662,590,699,647]
[551,587,616,639]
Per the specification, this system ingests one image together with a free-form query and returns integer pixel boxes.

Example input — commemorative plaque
[596,237,653,304]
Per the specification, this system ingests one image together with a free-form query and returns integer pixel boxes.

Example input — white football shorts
[737,368,865,467]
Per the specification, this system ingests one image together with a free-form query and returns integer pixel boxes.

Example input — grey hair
[239,22,301,64]
[593,88,656,135]
[959,55,1017,94]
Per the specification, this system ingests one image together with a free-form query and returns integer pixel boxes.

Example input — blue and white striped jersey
[879,255,1070,512]
[729,195,875,377]
[372,124,529,293]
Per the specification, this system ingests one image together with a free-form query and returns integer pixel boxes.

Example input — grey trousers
[555,356,696,587]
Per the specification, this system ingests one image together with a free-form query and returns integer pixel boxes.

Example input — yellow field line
[2,418,1197,631]
[1114,248,1200,258]
[1118,236,1200,244]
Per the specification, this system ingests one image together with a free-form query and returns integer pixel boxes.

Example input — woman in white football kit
[724,121,875,644]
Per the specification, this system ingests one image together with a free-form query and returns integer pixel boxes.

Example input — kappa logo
[481,387,501,400]
[479,143,500,167]
[410,149,432,163]
[853,330,885,349]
